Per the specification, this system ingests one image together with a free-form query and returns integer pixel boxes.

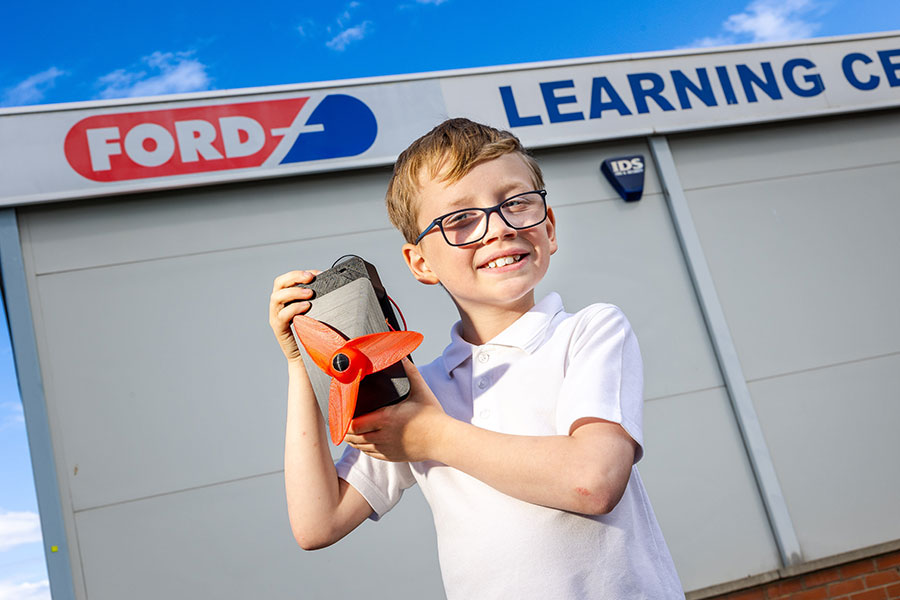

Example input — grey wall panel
[32,228,456,511]
[20,169,396,275]
[536,139,661,204]
[74,472,444,600]
[641,387,781,591]
[671,110,900,568]
[683,163,900,381]
[538,192,723,401]
[671,110,900,191]
[748,353,900,562]
[20,139,662,277]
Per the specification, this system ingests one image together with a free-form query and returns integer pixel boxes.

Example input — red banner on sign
[64,98,307,181]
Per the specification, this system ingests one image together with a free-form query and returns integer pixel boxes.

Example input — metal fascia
[0,208,78,599]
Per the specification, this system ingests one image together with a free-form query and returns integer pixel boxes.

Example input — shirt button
[479,409,491,419]
[477,379,488,390]
[478,352,490,363]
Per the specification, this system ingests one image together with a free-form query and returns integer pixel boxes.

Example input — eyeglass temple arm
[413,219,440,245]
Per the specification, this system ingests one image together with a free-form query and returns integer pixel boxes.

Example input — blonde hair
[386,118,544,243]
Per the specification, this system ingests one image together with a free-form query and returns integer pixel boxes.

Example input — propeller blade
[345,330,424,373]
[292,314,346,373]
[328,374,361,445]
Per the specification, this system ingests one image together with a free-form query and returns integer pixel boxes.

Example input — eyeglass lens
[441,192,546,246]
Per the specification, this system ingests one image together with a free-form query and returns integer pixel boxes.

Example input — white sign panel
[0,33,898,207]
[441,34,900,147]
[0,81,448,206]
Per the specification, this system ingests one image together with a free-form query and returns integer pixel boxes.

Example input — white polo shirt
[336,293,683,599]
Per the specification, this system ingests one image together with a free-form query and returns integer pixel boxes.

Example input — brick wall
[711,549,900,600]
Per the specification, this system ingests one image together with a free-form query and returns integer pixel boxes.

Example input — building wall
[12,108,900,598]
[671,108,900,562]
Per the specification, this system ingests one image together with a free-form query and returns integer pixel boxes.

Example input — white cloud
[298,4,373,50]
[0,402,24,432]
[338,1,362,26]
[415,0,449,4]
[0,67,65,107]
[96,51,211,100]
[725,0,820,41]
[326,21,372,51]
[0,510,42,552]
[690,35,734,48]
[0,579,50,600]
[686,0,824,48]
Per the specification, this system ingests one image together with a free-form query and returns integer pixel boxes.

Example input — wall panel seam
[674,159,900,193]
[72,469,286,515]
[645,384,727,404]
[28,226,400,277]
[746,350,900,385]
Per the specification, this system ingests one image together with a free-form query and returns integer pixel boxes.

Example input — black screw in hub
[332,353,350,372]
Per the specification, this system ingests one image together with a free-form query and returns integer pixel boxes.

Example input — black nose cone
[332,353,350,372]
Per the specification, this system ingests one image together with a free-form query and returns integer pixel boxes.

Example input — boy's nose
[482,211,516,244]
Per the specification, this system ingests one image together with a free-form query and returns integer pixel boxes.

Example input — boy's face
[402,153,557,317]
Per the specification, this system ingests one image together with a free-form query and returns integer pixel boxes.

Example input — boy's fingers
[271,285,313,307]
[349,443,386,461]
[272,270,317,292]
[269,292,312,324]
[347,411,383,434]
[277,301,310,323]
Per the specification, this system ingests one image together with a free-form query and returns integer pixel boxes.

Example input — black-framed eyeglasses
[414,190,548,246]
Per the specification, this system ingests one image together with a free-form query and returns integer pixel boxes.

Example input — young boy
[269,118,684,598]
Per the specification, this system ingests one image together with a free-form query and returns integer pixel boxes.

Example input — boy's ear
[402,243,441,285]
[546,206,559,255]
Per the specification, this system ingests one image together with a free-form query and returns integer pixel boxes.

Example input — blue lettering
[842,53,879,90]
[782,58,825,97]
[737,62,783,102]
[670,68,717,109]
[499,86,542,127]
[627,72,676,114]
[539,80,584,123]
[715,66,739,105]
[878,49,900,87]
[589,76,632,118]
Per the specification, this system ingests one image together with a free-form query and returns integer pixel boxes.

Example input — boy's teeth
[486,255,522,269]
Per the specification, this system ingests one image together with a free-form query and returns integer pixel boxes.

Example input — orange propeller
[292,314,423,444]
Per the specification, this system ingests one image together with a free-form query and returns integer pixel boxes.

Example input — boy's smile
[402,153,557,342]
[478,251,526,271]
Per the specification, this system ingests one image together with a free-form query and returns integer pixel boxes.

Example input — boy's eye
[502,195,538,212]
[443,210,481,229]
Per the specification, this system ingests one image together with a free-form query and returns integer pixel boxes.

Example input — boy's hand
[268,270,321,362]
[344,359,449,462]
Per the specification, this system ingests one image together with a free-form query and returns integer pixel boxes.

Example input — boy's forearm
[429,416,635,515]
[283,360,368,549]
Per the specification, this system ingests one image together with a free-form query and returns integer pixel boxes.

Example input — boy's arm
[271,271,373,550]
[346,360,637,516]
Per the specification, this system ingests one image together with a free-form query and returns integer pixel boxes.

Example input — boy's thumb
[400,357,424,386]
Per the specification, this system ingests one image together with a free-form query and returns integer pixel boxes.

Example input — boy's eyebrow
[445,194,476,210]
[445,182,532,210]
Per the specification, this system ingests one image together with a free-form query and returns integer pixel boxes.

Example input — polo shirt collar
[440,292,565,374]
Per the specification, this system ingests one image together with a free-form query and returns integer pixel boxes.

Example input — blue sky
[1,0,898,108]
[0,0,897,597]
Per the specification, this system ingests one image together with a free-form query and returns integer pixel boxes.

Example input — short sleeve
[335,446,417,520]
[555,305,645,462]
